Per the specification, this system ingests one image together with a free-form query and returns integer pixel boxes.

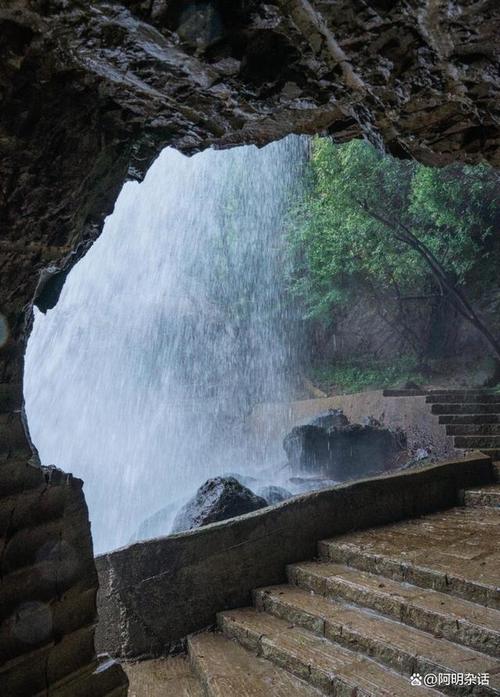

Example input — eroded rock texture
[0,1,498,695]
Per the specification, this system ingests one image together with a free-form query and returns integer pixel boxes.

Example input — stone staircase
[126,483,500,697]
[426,391,500,462]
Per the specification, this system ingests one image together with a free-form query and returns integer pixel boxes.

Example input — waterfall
[24,136,306,554]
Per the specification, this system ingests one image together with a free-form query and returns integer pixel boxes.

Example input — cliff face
[0,1,498,695]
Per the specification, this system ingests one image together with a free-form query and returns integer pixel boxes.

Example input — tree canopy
[288,138,500,327]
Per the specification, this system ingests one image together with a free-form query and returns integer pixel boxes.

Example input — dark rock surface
[284,411,405,480]
[256,485,292,505]
[171,477,267,533]
[309,409,350,431]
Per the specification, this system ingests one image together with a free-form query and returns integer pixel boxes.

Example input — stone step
[446,423,500,436]
[439,414,500,425]
[454,435,500,448]
[383,389,428,396]
[317,508,500,609]
[464,485,500,509]
[218,608,443,696]
[427,394,500,404]
[125,656,203,697]
[254,584,500,697]
[288,561,500,656]
[188,631,323,697]
[431,403,500,415]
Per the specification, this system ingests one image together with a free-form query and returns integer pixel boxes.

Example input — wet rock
[223,472,258,489]
[284,413,405,481]
[361,415,383,428]
[171,477,267,533]
[309,409,349,431]
[256,485,292,505]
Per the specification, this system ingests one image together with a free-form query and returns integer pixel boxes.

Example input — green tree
[288,138,500,376]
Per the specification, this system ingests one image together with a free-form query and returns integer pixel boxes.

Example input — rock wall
[310,286,500,369]
[0,1,498,694]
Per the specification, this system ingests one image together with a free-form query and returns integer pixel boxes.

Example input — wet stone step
[287,561,500,656]
[218,608,444,697]
[446,424,500,436]
[438,414,500,425]
[317,510,500,609]
[426,394,500,404]
[253,584,500,697]
[383,389,428,396]
[464,485,500,509]
[125,656,203,697]
[431,404,500,415]
[188,631,323,697]
[454,435,500,448]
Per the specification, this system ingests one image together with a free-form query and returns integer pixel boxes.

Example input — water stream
[24,137,306,554]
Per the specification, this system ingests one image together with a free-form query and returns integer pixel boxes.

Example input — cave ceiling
[0,0,499,352]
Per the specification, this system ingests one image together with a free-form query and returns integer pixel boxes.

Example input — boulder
[223,472,259,489]
[171,477,267,533]
[256,485,292,505]
[283,410,405,481]
[309,409,349,431]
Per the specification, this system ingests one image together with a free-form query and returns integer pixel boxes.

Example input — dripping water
[24,137,307,554]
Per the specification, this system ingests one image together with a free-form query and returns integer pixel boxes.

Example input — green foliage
[311,357,423,395]
[288,138,500,322]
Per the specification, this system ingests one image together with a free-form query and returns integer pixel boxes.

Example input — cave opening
[23,136,309,555]
[22,133,500,557]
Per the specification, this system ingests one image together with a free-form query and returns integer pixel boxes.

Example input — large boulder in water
[283,409,405,481]
[171,477,267,533]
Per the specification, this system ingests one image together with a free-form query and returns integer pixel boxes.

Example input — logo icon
[410,673,423,686]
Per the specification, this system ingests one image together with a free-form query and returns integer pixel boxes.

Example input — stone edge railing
[95,452,493,659]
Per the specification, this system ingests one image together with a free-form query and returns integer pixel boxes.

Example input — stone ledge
[95,452,493,659]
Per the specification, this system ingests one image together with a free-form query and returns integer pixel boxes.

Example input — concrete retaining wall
[95,453,493,659]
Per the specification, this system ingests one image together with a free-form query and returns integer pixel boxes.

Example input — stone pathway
[425,391,500,461]
[124,481,500,696]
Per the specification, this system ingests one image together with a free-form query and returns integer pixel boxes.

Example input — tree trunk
[357,199,500,380]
